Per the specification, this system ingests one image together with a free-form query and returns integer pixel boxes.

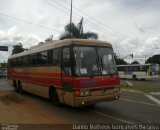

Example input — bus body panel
[117,64,160,80]
[74,91,120,106]
[7,39,120,107]
[71,75,120,106]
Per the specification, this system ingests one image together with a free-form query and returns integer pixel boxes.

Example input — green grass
[120,85,160,93]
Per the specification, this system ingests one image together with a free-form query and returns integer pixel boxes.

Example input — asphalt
[0,79,160,125]
[121,78,160,88]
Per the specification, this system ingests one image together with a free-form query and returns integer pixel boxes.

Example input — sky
[0,0,160,63]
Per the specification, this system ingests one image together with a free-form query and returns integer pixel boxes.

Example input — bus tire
[132,75,137,80]
[17,81,24,94]
[13,80,18,92]
[49,87,61,106]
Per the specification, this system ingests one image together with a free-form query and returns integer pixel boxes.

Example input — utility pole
[70,0,73,38]
[144,55,148,63]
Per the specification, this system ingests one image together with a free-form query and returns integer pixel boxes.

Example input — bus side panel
[7,66,63,100]
[22,82,49,98]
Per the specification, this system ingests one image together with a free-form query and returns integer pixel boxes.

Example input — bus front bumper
[74,91,120,107]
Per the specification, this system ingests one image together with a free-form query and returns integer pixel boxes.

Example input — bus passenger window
[29,54,37,65]
[17,57,22,66]
[23,56,28,65]
[38,51,48,64]
[62,47,71,76]
[52,48,60,65]
[12,58,17,66]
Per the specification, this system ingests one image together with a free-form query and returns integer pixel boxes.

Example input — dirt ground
[0,79,65,124]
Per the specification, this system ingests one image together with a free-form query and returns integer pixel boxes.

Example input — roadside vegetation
[121,84,160,93]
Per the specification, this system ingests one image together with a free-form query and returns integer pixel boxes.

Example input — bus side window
[117,66,124,71]
[48,50,53,64]
[62,47,71,76]
[17,57,22,66]
[29,54,37,65]
[38,51,48,65]
[52,48,60,65]
[12,58,17,66]
[22,56,29,65]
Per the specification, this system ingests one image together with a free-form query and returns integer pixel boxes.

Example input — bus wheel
[18,81,24,94]
[13,80,18,92]
[49,87,61,106]
[132,75,137,80]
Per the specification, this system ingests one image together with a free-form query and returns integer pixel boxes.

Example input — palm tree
[12,43,24,55]
[59,18,98,40]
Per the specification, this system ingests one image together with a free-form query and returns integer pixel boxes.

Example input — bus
[117,64,160,80]
[7,39,120,107]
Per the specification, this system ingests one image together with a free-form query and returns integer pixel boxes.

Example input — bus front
[71,43,120,106]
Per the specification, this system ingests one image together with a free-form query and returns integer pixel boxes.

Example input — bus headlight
[114,86,120,91]
[80,89,90,96]
[74,89,90,97]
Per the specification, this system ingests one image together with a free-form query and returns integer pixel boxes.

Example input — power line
[56,0,125,38]
[62,0,127,38]
[44,0,81,21]
[45,0,124,39]
[0,12,61,33]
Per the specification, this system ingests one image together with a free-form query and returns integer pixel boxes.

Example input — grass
[120,84,160,93]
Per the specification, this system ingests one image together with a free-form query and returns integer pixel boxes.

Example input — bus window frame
[72,44,117,77]
[61,45,75,77]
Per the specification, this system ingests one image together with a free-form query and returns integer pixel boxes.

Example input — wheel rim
[50,89,60,105]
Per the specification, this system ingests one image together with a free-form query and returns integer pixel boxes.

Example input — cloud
[145,37,160,48]
[112,36,160,64]
[0,26,41,62]
[0,0,160,64]
[134,24,147,33]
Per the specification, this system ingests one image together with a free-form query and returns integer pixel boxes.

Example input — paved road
[121,78,160,88]
[0,79,160,129]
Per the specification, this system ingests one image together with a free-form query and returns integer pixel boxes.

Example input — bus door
[61,46,74,106]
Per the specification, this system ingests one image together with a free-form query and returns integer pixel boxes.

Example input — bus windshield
[73,46,117,76]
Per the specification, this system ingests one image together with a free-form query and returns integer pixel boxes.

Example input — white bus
[117,64,160,80]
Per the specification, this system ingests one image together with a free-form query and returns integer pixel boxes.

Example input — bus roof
[9,39,112,59]
[117,64,151,67]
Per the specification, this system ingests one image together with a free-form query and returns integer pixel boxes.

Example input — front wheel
[132,75,137,80]
[49,88,61,106]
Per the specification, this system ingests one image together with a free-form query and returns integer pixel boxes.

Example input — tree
[146,54,160,64]
[0,61,7,70]
[131,61,140,64]
[114,54,127,65]
[45,35,53,42]
[12,43,24,55]
[59,18,98,40]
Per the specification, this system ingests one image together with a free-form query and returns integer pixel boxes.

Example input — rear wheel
[17,81,24,94]
[13,80,18,92]
[49,87,61,106]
